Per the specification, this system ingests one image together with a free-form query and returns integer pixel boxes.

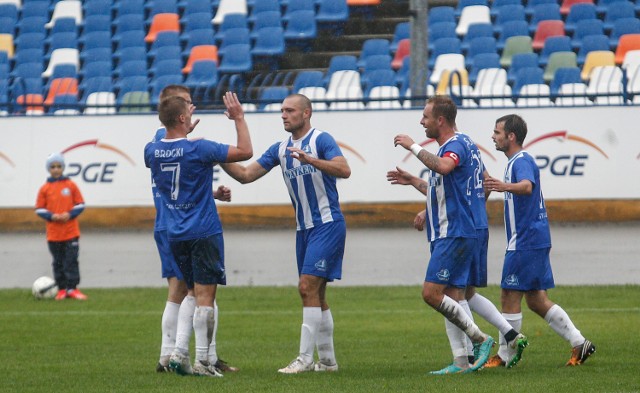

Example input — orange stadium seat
[44,78,78,106]
[347,0,382,5]
[182,45,219,74]
[615,34,640,64]
[145,13,180,43]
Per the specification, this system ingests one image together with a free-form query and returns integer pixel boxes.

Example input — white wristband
[410,143,422,157]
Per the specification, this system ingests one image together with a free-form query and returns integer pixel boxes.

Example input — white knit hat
[46,152,65,171]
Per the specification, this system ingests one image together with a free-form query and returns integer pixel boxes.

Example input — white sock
[316,309,337,366]
[194,306,215,362]
[160,301,180,362]
[208,301,219,364]
[497,313,522,362]
[544,304,585,347]
[299,307,322,365]
[437,295,486,343]
[459,300,474,357]
[445,317,470,365]
[174,295,195,355]
[468,293,515,336]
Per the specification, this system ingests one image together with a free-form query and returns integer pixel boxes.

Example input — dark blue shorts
[296,220,345,282]
[426,237,476,288]
[501,248,555,291]
[468,228,488,288]
[170,233,226,289]
[154,230,183,280]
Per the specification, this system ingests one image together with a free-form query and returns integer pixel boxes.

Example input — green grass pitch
[1,285,638,393]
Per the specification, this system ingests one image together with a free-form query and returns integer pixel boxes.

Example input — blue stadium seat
[258,86,290,110]
[468,52,500,85]
[79,31,111,52]
[82,15,112,34]
[180,0,214,24]
[293,70,324,92]
[12,49,43,70]
[147,31,181,59]
[577,34,610,64]
[217,27,250,56]
[15,32,46,51]
[524,0,558,16]
[21,1,50,19]
[571,19,604,49]
[182,29,216,57]
[80,76,114,103]
[12,61,44,80]
[357,38,391,69]
[493,4,526,35]
[282,0,315,22]
[184,60,219,99]
[0,4,18,23]
[322,54,357,85]
[362,68,396,97]
[390,22,409,53]
[564,3,597,34]
[490,0,520,17]
[112,0,145,24]
[115,60,147,81]
[427,22,457,51]
[0,16,16,35]
[81,47,113,65]
[529,3,562,34]
[113,14,145,42]
[550,66,582,96]
[45,32,78,60]
[283,10,317,46]
[150,59,183,79]
[46,64,78,84]
[151,74,184,104]
[214,13,249,43]
[539,36,572,66]
[83,0,112,17]
[248,0,280,23]
[608,17,640,48]
[79,61,112,82]
[465,36,497,67]
[45,17,78,37]
[181,12,214,40]
[113,30,146,59]
[496,20,529,50]
[428,6,455,25]
[507,52,539,83]
[17,16,47,35]
[513,66,545,96]
[316,0,349,25]
[251,26,285,62]
[217,43,252,73]
[602,1,635,32]
[146,0,179,21]
[461,23,494,52]
[595,0,627,14]
[429,37,461,68]
[250,11,282,40]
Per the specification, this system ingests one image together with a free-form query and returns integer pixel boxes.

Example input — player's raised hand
[386,166,414,185]
[393,134,415,150]
[223,91,244,120]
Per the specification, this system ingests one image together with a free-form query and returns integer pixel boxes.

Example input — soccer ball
[32,276,58,299]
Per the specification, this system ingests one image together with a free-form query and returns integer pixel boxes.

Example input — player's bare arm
[220,162,269,184]
[286,147,351,178]
[386,166,428,195]
[223,91,253,162]
[484,176,533,195]
[393,134,455,175]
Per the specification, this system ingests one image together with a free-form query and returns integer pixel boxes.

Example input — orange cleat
[66,289,88,300]
[483,354,506,368]
[54,289,67,301]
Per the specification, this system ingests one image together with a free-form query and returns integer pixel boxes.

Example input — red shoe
[55,289,67,301]
[67,289,88,300]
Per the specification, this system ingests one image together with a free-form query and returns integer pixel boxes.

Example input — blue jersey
[151,127,167,231]
[144,137,229,241]
[502,150,551,251]
[256,128,345,230]
[459,132,488,230]
[425,134,477,241]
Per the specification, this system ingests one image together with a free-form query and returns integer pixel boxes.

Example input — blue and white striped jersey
[257,128,345,230]
[151,127,167,231]
[425,134,477,241]
[459,132,489,231]
[502,150,551,251]
[144,137,229,241]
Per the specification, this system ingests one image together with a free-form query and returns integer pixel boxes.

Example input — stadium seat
[532,20,566,51]
[82,15,112,34]
[46,0,82,29]
[366,85,402,109]
[183,45,219,73]
[325,70,365,110]
[282,0,315,21]
[435,69,469,95]
[577,34,610,65]
[529,3,562,34]
[461,23,494,52]
[250,11,283,40]
[525,0,558,16]
[595,0,627,14]
[454,0,488,17]
[493,4,527,35]
[622,49,640,69]
[555,82,592,105]
[468,53,500,85]
[44,77,78,106]
[513,66,545,96]
[430,53,466,84]
[390,22,410,53]
[251,26,285,61]
[248,0,280,23]
[293,71,324,92]
[182,28,216,56]
[608,18,640,49]
[614,34,640,64]
[145,0,179,20]
[465,36,497,67]
[0,33,13,58]
[0,16,15,35]
[539,36,572,66]
[119,92,152,113]
[316,0,349,25]
[500,36,533,67]
[150,74,184,104]
[362,68,395,96]
[496,20,529,50]
[212,0,248,25]
[184,60,219,100]
[84,0,112,17]
[113,14,145,42]
[296,86,328,110]
[323,55,358,86]
[602,1,635,32]
[429,37,461,68]
[428,6,455,25]
[113,30,146,59]
[81,47,113,65]
[357,38,391,69]
[45,32,78,60]
[84,90,117,114]
[20,1,49,19]
[217,43,252,73]
[258,86,290,111]
[508,52,540,83]
[560,0,594,14]
[50,94,80,115]
[516,84,553,107]
[571,19,604,49]
[550,66,582,95]
[428,22,457,51]
[217,27,250,56]
[543,51,578,82]
[472,68,515,107]
[147,31,181,59]
[581,50,616,79]
[42,48,80,78]
[16,93,46,115]
[145,13,180,43]
[79,31,112,53]
[115,60,148,84]
[283,10,317,45]
[456,5,491,36]
[79,62,112,85]
[564,3,597,34]
[586,65,624,104]
[214,13,249,43]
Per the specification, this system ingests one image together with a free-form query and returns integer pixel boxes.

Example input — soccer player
[484,114,596,367]
[144,92,252,377]
[152,85,237,374]
[390,95,494,374]
[35,152,87,301]
[220,94,350,374]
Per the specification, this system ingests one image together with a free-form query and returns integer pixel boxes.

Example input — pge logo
[524,131,608,176]
[62,139,135,183]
